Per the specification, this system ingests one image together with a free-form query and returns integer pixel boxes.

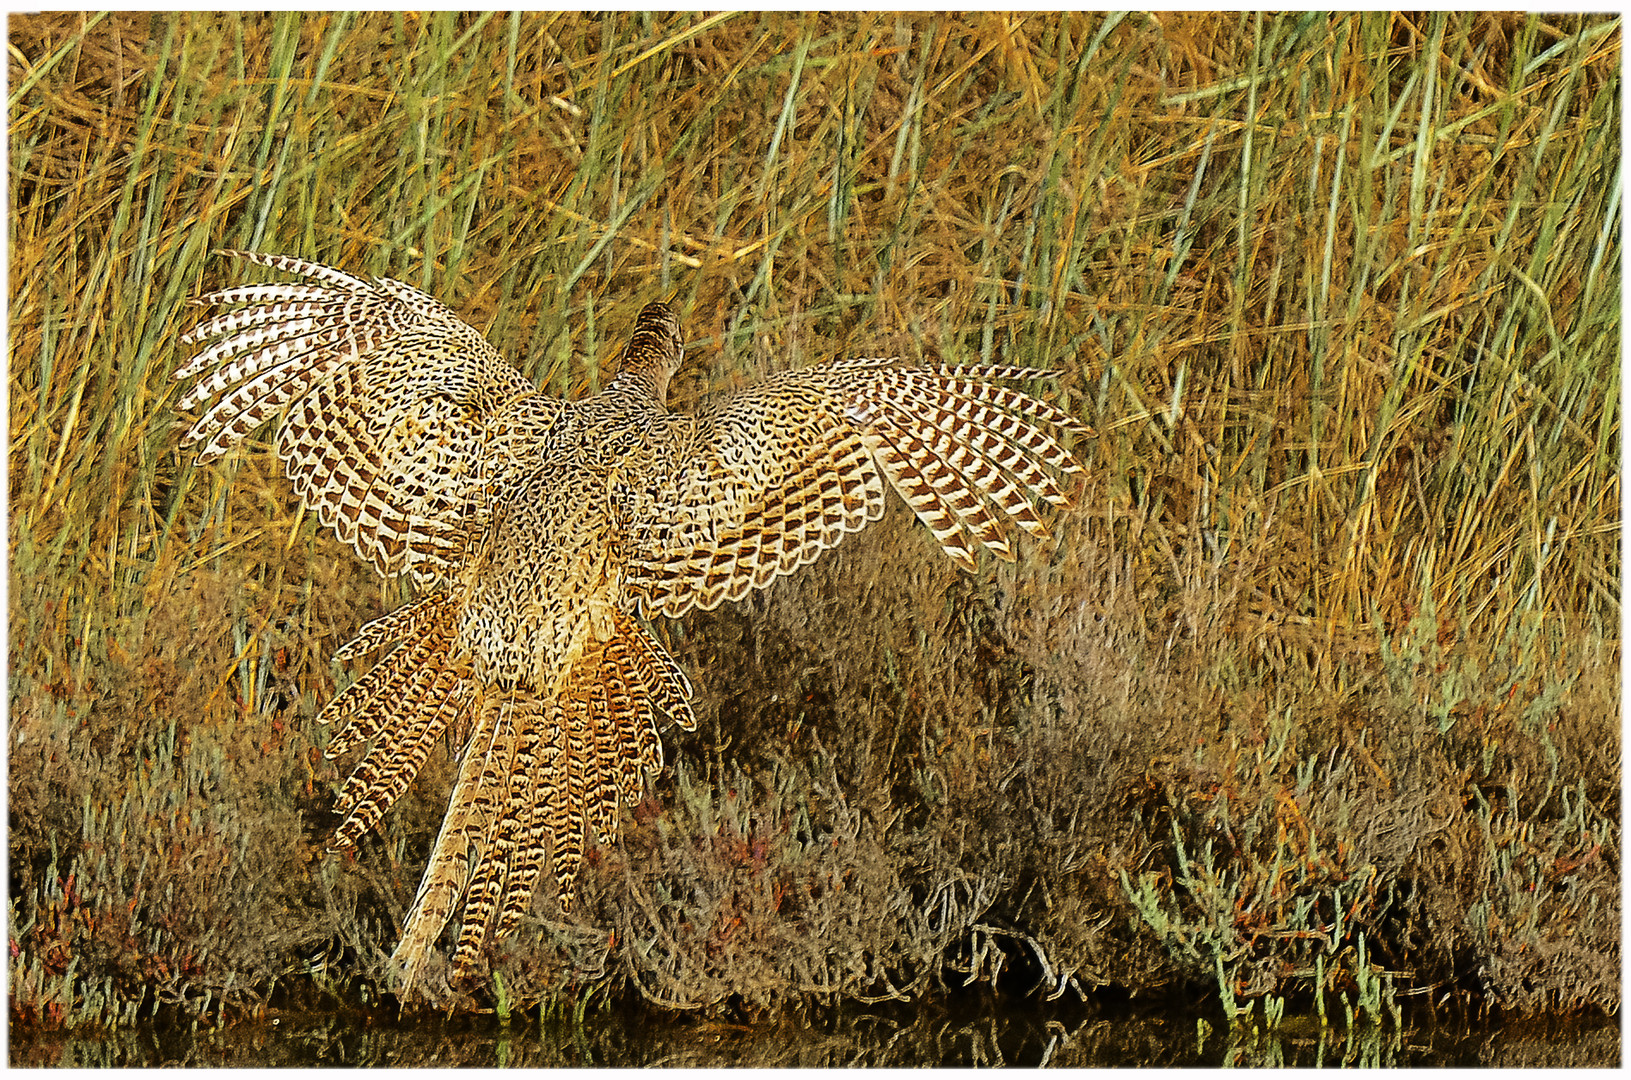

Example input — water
[11,1003,1617,1068]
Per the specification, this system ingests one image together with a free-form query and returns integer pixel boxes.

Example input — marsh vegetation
[8,11,1619,1060]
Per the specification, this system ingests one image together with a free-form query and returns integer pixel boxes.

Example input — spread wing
[622,358,1089,618]
[175,251,556,584]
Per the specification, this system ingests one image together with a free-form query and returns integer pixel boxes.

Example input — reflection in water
[11,1004,1617,1068]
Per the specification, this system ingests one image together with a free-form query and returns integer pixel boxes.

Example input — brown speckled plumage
[177,250,1087,994]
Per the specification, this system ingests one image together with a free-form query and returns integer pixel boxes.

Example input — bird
[175,249,1089,995]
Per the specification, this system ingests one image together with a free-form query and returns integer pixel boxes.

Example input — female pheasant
[176,250,1088,994]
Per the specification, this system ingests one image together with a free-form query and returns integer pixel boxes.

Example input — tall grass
[8,12,1619,1032]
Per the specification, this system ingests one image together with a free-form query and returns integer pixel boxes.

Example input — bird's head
[616,301,685,402]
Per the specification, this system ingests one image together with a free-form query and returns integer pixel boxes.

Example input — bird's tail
[342,606,695,995]
[322,592,474,851]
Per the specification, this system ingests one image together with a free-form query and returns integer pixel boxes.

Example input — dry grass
[7,11,1619,1036]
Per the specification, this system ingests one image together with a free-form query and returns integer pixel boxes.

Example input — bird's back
[457,378,684,691]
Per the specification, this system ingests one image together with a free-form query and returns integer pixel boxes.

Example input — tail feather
[322,613,453,757]
[622,615,696,729]
[450,697,528,965]
[392,690,518,993]
[555,692,593,901]
[580,673,625,844]
[333,593,448,662]
[321,595,467,844]
[382,612,692,994]
[600,652,651,804]
[332,669,472,849]
[495,716,550,937]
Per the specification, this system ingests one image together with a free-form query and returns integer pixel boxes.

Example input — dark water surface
[11,1003,1618,1068]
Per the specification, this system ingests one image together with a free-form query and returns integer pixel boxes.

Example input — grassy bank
[8,12,1619,1032]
